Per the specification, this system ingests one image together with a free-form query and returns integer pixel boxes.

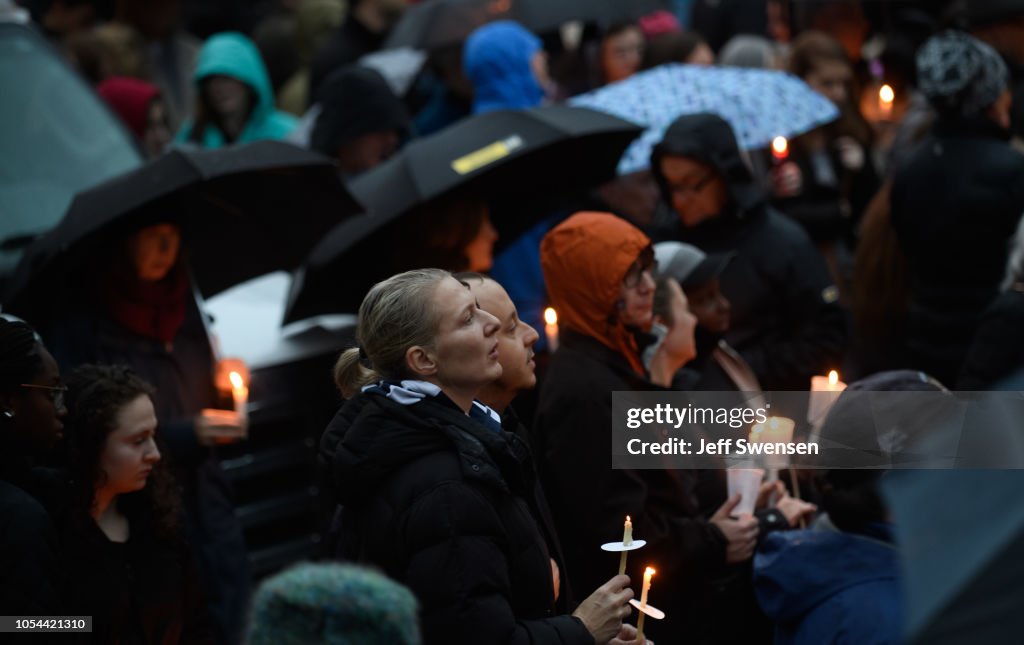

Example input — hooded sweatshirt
[463,21,545,114]
[649,112,846,391]
[754,519,901,645]
[310,66,409,159]
[540,211,652,375]
[176,32,298,148]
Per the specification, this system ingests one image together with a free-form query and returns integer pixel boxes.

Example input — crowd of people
[4,0,1024,643]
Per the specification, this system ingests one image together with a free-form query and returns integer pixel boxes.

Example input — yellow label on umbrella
[452,135,524,174]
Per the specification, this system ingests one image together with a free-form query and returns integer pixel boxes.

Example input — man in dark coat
[649,113,847,391]
[891,30,1024,386]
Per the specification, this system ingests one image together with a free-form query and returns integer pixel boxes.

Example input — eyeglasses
[670,172,716,198]
[20,383,68,409]
[623,258,658,289]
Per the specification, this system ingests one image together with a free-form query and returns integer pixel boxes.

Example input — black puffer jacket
[650,113,847,391]
[319,389,593,645]
[891,118,1024,386]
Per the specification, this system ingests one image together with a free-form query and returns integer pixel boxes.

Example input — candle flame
[645,567,656,577]
[229,371,244,391]
[828,370,838,386]
[771,136,788,156]
[544,307,558,325]
[879,84,895,104]
[626,515,631,522]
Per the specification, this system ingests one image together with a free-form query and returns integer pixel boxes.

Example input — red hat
[96,76,161,139]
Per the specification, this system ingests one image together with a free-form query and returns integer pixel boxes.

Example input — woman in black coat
[44,222,250,644]
[534,212,774,645]
[891,31,1024,386]
[319,269,634,645]
[60,363,214,644]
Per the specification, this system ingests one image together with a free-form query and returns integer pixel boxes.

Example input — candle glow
[771,136,789,160]
[544,307,560,352]
[878,84,894,120]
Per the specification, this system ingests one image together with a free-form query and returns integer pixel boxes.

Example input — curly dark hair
[63,363,181,539]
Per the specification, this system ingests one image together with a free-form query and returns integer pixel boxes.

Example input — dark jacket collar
[326,391,530,507]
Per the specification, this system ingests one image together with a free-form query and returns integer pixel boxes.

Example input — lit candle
[808,369,846,424]
[618,515,633,575]
[771,136,789,163]
[749,416,795,444]
[749,416,795,470]
[229,370,248,423]
[636,566,655,641]
[544,307,559,352]
[878,84,894,120]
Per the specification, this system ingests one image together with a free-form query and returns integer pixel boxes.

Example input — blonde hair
[334,269,450,398]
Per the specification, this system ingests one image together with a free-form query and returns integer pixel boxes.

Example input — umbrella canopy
[3,141,362,317]
[283,105,641,323]
[570,63,840,174]
[510,0,670,33]
[883,469,1024,644]
[881,387,1024,643]
[384,0,503,51]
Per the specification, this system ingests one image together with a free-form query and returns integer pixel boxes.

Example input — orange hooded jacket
[540,212,652,376]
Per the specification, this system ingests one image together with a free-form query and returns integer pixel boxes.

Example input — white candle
[639,566,654,608]
[544,307,559,352]
[749,416,795,444]
[808,370,846,424]
[229,370,249,423]
[637,566,655,640]
[878,84,894,120]
[623,515,633,546]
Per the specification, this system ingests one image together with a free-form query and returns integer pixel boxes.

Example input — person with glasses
[534,211,759,644]
[650,112,847,392]
[0,317,66,616]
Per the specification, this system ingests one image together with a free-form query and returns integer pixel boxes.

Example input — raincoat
[177,32,297,148]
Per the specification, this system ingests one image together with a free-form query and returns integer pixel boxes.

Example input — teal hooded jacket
[176,32,298,148]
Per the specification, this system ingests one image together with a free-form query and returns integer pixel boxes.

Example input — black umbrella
[510,0,671,33]
[283,105,641,323]
[3,141,362,317]
[383,0,504,51]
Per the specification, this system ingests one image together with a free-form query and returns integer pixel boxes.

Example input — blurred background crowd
[3,0,1024,643]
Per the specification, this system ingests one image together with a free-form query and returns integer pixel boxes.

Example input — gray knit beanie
[916,30,1008,118]
[247,562,421,645]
